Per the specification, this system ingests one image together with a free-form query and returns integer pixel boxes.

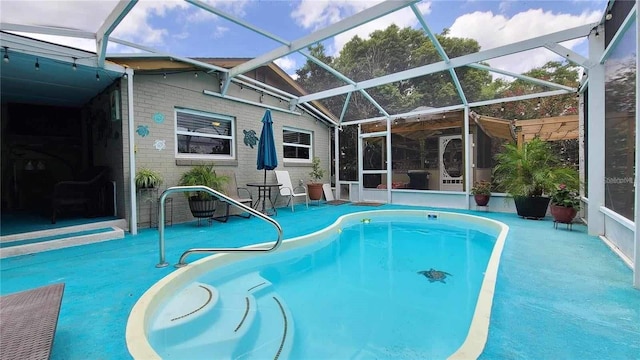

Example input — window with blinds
[283,127,312,162]
[175,108,234,159]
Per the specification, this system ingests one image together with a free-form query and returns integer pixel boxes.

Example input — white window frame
[283,127,313,163]
[174,107,235,160]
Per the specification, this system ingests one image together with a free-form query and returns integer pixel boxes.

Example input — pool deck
[0,203,639,359]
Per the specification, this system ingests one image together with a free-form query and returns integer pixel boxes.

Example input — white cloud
[1,0,251,52]
[0,0,119,32]
[447,9,601,75]
[291,0,379,30]
[334,3,432,56]
[210,0,250,17]
[173,31,190,40]
[274,56,297,71]
[291,1,432,56]
[187,0,251,22]
[274,56,300,81]
[498,1,511,13]
[212,26,229,39]
[113,1,188,46]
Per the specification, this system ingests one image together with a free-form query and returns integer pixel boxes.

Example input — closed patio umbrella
[257,109,278,183]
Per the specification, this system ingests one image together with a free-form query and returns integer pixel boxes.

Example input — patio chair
[274,170,308,212]
[211,171,253,223]
[51,166,110,224]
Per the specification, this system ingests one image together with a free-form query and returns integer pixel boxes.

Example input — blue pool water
[148,215,497,359]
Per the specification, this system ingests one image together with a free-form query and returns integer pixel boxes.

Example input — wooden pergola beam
[513,115,578,127]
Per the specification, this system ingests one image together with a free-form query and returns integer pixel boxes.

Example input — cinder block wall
[129,72,331,226]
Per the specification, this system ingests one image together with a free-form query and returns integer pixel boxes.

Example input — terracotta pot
[307,183,324,201]
[550,205,577,223]
[474,194,490,206]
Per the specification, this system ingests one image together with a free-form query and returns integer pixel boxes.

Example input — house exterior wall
[130,71,331,226]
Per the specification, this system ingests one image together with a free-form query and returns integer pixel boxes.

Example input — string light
[72,57,77,71]
[123,66,128,79]
[96,71,100,81]
[163,73,167,79]
[194,72,198,78]
[35,58,40,70]
[2,47,9,63]
[500,104,505,112]
[595,30,600,38]
[605,11,612,21]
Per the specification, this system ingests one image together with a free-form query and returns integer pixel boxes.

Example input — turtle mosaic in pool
[418,268,453,283]
[136,212,503,360]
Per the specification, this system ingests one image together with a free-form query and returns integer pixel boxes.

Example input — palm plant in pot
[549,184,580,223]
[307,157,325,201]
[493,137,579,219]
[471,180,492,206]
[178,165,228,220]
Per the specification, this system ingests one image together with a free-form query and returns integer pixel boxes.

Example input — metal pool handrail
[156,185,284,268]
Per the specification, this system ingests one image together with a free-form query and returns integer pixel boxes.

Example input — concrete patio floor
[0,203,638,359]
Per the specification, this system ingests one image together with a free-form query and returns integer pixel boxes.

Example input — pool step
[150,272,295,360]
[150,282,220,348]
[0,222,125,259]
[233,291,295,360]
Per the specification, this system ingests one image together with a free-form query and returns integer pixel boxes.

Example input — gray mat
[352,202,384,207]
[326,200,350,205]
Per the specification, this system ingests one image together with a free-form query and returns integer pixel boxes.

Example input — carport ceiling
[0,34,121,107]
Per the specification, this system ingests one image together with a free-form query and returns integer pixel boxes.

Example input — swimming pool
[127,210,508,359]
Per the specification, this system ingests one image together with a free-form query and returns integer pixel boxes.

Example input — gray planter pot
[188,197,217,218]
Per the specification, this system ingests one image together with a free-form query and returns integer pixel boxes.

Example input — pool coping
[126,210,509,359]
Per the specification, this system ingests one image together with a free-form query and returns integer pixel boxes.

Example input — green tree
[476,61,581,166]
[330,25,491,121]
[299,26,490,180]
[477,61,579,120]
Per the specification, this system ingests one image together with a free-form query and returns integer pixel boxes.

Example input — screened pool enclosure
[0,0,638,287]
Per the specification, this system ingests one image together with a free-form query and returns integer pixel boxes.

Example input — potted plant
[135,168,163,189]
[307,157,325,201]
[493,138,579,219]
[178,165,228,219]
[550,183,580,224]
[471,180,492,206]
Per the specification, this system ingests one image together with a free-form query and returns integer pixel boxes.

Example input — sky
[1,0,608,80]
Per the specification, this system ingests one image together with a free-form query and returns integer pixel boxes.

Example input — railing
[156,185,284,268]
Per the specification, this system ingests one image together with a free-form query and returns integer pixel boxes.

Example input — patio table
[246,183,281,216]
